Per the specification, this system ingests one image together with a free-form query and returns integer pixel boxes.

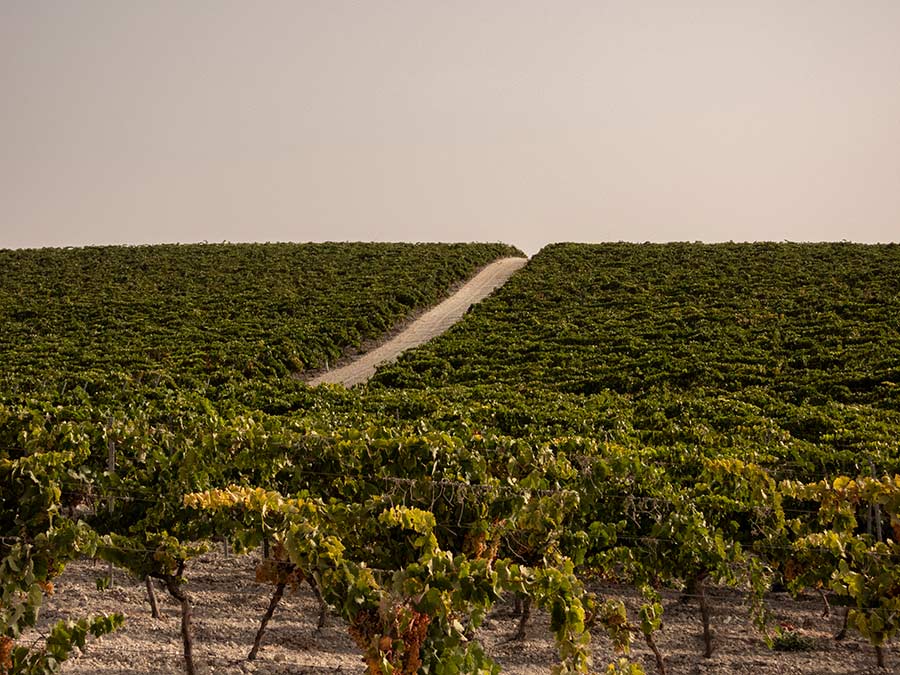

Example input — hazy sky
[2,1,899,255]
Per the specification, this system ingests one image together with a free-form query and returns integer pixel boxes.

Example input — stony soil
[32,549,895,674]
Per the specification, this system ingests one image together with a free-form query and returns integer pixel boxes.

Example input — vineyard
[0,242,520,391]
[3,242,900,674]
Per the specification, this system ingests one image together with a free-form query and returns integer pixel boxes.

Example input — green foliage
[1,448,123,673]
[187,487,597,673]
[0,242,521,398]
[772,623,816,652]
[4,242,900,671]
[3,614,124,675]
[369,242,900,474]
[604,658,646,674]
[783,475,900,650]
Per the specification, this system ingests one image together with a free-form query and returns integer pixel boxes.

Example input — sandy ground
[32,549,895,674]
[307,257,528,387]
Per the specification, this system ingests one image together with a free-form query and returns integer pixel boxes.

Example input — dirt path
[308,257,528,387]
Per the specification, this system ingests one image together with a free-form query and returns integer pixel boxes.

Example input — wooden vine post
[106,421,116,586]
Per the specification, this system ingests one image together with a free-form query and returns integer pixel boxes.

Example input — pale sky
[2,1,899,255]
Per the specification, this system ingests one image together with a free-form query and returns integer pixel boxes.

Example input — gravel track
[308,257,528,387]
